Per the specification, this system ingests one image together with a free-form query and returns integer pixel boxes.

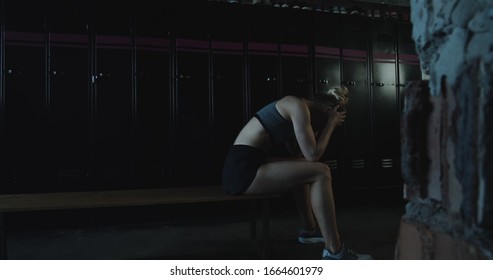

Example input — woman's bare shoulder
[278,95,306,107]
[277,96,308,119]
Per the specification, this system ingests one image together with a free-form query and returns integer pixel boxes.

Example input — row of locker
[0,0,421,193]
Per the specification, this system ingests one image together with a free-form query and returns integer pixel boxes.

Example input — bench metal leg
[250,200,257,241]
[261,198,270,259]
[249,199,271,259]
[0,213,6,259]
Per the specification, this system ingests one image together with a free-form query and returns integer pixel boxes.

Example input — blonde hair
[313,85,350,109]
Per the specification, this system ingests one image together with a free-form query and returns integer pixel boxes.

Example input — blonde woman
[223,86,372,260]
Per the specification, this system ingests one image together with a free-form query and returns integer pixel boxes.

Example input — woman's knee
[313,162,332,182]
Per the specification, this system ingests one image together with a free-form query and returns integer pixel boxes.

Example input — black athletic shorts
[222,145,267,195]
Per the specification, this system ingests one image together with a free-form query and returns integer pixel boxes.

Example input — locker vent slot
[351,159,365,169]
[381,158,393,168]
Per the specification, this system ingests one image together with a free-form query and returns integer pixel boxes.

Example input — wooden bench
[0,186,281,259]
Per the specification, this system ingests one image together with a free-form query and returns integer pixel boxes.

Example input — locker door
[397,22,421,114]
[209,3,245,184]
[246,6,280,117]
[341,16,371,190]
[134,0,172,185]
[314,14,344,188]
[2,0,48,193]
[47,0,90,190]
[279,9,312,99]
[174,2,211,184]
[371,20,400,188]
[93,1,134,187]
[314,14,341,95]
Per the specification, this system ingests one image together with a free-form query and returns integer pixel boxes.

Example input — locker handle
[342,81,356,85]
[51,71,66,76]
[91,73,104,83]
[177,74,192,79]
[319,79,329,84]
[372,82,385,87]
[6,69,21,75]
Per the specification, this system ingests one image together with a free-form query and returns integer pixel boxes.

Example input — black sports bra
[254,101,295,144]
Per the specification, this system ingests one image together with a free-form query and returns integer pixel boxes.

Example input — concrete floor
[4,193,405,260]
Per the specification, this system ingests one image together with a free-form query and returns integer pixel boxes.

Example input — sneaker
[298,228,324,244]
[322,244,373,260]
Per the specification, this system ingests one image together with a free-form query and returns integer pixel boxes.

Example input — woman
[222,86,372,260]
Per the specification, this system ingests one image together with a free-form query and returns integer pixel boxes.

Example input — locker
[371,20,401,188]
[397,22,421,114]
[173,2,211,185]
[174,50,210,184]
[340,16,371,190]
[2,0,48,193]
[93,1,134,186]
[47,0,90,188]
[246,6,280,117]
[314,13,341,95]
[313,18,341,110]
[209,4,245,184]
[280,49,310,99]
[249,53,279,116]
[279,9,312,99]
[134,1,172,185]
[314,14,343,187]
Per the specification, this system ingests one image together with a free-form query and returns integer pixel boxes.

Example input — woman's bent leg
[245,160,341,253]
[293,184,317,230]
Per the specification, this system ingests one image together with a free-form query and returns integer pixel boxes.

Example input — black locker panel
[397,22,417,56]
[210,50,244,184]
[93,2,134,186]
[398,60,421,86]
[248,51,279,116]
[280,47,310,98]
[209,4,245,184]
[397,22,421,114]
[47,0,90,189]
[279,8,312,99]
[246,6,280,117]
[371,20,400,188]
[134,1,172,185]
[2,0,48,193]
[174,50,210,184]
[340,16,371,189]
[314,14,341,95]
[173,2,211,185]
[314,14,344,188]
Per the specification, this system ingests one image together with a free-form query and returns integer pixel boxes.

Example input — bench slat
[0,186,280,212]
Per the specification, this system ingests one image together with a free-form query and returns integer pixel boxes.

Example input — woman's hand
[328,105,346,126]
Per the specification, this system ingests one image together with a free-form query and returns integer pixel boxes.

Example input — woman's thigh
[245,160,330,195]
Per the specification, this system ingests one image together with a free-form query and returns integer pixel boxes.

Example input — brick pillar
[396,0,493,259]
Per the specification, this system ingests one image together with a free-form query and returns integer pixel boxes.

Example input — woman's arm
[289,99,345,162]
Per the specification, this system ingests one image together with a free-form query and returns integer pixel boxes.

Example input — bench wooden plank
[0,186,280,259]
[0,186,280,212]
